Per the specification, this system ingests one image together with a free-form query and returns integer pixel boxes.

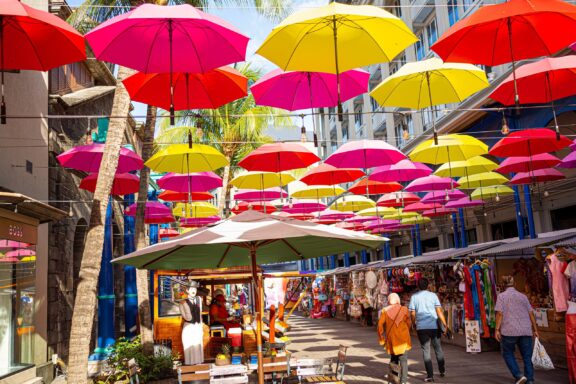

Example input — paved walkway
[286,315,569,384]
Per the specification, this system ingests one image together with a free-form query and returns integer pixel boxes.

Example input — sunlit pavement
[285,315,569,384]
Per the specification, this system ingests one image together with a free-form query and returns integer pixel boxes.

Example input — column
[330,255,337,269]
[361,250,368,264]
[124,194,137,338]
[415,224,422,256]
[523,185,537,239]
[344,252,350,268]
[458,208,468,248]
[451,213,460,248]
[318,256,324,270]
[512,185,526,240]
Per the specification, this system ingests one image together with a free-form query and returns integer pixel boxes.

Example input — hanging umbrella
[5,249,35,258]
[571,140,576,152]
[509,168,565,185]
[357,207,397,217]
[159,228,180,239]
[231,201,277,215]
[370,58,489,142]
[434,156,499,178]
[300,163,365,185]
[316,209,354,221]
[363,219,400,231]
[80,173,140,196]
[377,192,420,208]
[57,144,143,173]
[0,256,19,263]
[348,179,402,195]
[405,175,459,192]
[0,240,30,250]
[123,66,248,111]
[381,209,419,220]
[234,188,288,202]
[335,221,367,231]
[325,140,406,169]
[309,218,341,225]
[272,211,315,221]
[496,153,561,174]
[445,198,484,209]
[230,171,295,190]
[369,160,432,182]
[423,207,457,218]
[403,202,442,213]
[238,142,320,173]
[457,172,509,189]
[330,195,375,212]
[488,129,572,157]
[282,200,327,214]
[471,186,514,200]
[20,256,36,263]
[401,216,432,226]
[421,190,467,204]
[291,185,346,199]
[0,0,86,124]
[180,216,221,228]
[251,68,369,111]
[345,215,378,224]
[409,134,488,164]
[159,190,213,202]
[146,144,229,173]
[558,151,576,169]
[85,3,249,124]
[125,202,175,224]
[157,172,222,193]
[173,202,219,218]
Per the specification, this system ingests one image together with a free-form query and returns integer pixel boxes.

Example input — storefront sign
[0,216,37,244]
[465,320,481,353]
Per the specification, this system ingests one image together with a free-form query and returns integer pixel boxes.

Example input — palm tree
[155,63,293,214]
[66,1,292,382]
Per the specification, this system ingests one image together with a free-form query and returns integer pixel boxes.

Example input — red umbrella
[239,142,320,172]
[348,179,402,195]
[158,190,213,202]
[300,163,365,186]
[377,192,420,208]
[123,67,248,111]
[403,202,442,213]
[57,144,143,173]
[489,129,572,157]
[496,153,561,174]
[0,0,86,123]
[80,173,140,196]
[423,207,457,218]
[234,188,287,202]
[335,222,365,231]
[159,228,180,239]
[325,140,406,169]
[231,201,276,214]
[509,168,565,185]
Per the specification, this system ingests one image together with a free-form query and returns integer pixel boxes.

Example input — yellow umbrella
[409,134,488,165]
[434,156,499,178]
[230,171,295,190]
[291,185,346,199]
[471,185,514,200]
[357,207,396,217]
[173,202,219,218]
[145,144,228,173]
[20,256,36,263]
[401,216,431,226]
[458,172,509,189]
[330,195,375,212]
[382,209,419,220]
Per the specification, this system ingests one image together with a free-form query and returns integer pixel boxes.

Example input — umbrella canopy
[363,219,400,231]
[377,192,420,207]
[445,198,484,209]
[403,202,442,213]
[334,221,367,231]
[348,179,402,195]
[256,2,416,73]
[457,172,509,189]
[345,215,378,223]
[180,216,221,228]
[123,67,248,111]
[234,188,287,202]
[5,249,35,258]
[282,200,327,214]
[405,175,459,192]
[496,153,561,174]
[159,228,180,239]
[239,142,320,172]
[159,190,213,202]
[571,140,576,152]
[80,173,139,196]
[125,202,174,224]
[559,151,576,169]
[272,211,314,221]
[85,3,248,74]
[330,195,375,212]
[231,201,277,215]
[357,207,397,217]
[434,156,499,178]
[421,190,467,204]
[423,207,457,217]
[231,171,295,190]
[173,202,219,218]
[251,68,369,111]
[509,168,565,185]
[0,256,19,263]
[316,209,354,221]
[369,160,432,182]
[471,185,514,200]
[325,139,406,169]
[401,216,432,226]
[489,129,572,157]
[157,172,222,193]
[291,185,346,199]
[370,58,489,109]
[431,0,576,66]
[0,240,30,251]
[381,209,419,220]
[300,163,365,185]
[57,144,143,173]
[146,144,228,173]
[409,134,488,164]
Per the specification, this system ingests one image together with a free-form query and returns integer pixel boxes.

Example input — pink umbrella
[445,197,484,209]
[496,153,561,174]
[363,219,400,231]
[372,224,412,232]
[421,190,467,204]
[403,202,442,212]
[231,201,276,214]
[157,172,222,193]
[558,151,576,168]
[235,187,288,202]
[377,192,421,208]
[57,144,143,173]
[273,211,315,221]
[570,140,576,151]
[509,168,565,185]
[80,173,140,196]
[251,68,369,111]
[325,140,406,169]
[369,160,432,182]
[0,256,19,263]
[0,240,30,250]
[180,216,221,228]
[309,218,341,225]
[405,175,459,192]
[125,202,174,224]
[282,200,327,214]
[335,222,365,231]
[316,210,354,221]
[423,207,457,217]
[5,249,35,258]
[159,228,180,239]
[345,215,379,223]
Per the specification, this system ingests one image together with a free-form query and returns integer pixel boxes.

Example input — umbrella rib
[280,238,304,259]
[216,244,233,268]
[143,22,166,73]
[142,245,184,268]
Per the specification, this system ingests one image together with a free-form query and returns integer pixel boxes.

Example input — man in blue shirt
[409,278,448,383]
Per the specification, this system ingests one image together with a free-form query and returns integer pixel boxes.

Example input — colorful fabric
[564,260,576,301]
[472,264,490,337]
[463,266,476,320]
[409,290,441,330]
[482,263,496,329]
[549,253,569,312]
[494,287,533,337]
[567,310,576,384]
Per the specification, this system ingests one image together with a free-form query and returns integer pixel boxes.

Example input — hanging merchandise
[567,301,576,383]
[547,251,570,312]
[465,320,481,353]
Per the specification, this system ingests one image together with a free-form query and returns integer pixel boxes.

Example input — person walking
[495,276,540,384]
[409,278,447,383]
[378,293,412,384]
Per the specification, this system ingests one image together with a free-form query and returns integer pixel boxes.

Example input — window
[390,0,401,18]
[426,18,438,48]
[354,107,363,136]
[448,0,459,26]
[550,205,576,231]
[342,122,349,143]
[462,0,474,12]
[394,115,414,148]
[421,237,440,253]
[491,220,519,240]
[395,244,411,257]
[416,33,425,60]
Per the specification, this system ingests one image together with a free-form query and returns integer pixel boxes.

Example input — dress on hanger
[548,252,569,312]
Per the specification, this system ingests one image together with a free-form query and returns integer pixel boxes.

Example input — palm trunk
[218,155,232,216]
[67,65,134,383]
[134,104,157,356]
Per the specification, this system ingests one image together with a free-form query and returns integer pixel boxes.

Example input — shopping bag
[532,337,554,370]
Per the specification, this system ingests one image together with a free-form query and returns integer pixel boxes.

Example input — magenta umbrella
[369,159,432,182]
[325,140,406,169]
[570,140,576,151]
[403,202,442,212]
[282,200,327,214]
[363,219,400,231]
[423,207,457,217]
[125,202,174,224]
[235,187,288,202]
[0,256,19,263]
[316,209,354,221]
[345,215,379,224]
[405,175,459,192]
[80,173,140,196]
[180,216,221,228]
[445,197,484,209]
[158,172,222,193]
[251,68,369,111]
[5,249,35,258]
[0,240,30,250]
[558,151,576,168]
[57,144,143,173]
[421,190,467,204]
[509,168,565,185]
[496,153,561,174]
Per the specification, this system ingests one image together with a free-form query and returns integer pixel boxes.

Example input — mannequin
[179,282,204,365]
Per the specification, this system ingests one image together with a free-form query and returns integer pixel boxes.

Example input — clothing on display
[547,252,569,312]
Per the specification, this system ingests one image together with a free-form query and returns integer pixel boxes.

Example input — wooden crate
[179,364,210,382]
[242,330,257,355]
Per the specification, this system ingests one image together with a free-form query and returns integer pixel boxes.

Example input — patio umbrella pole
[507,18,520,110]
[1,17,6,125]
[332,16,343,122]
[307,73,318,147]
[169,20,175,126]
[250,244,265,384]
[426,72,438,145]
[546,73,561,140]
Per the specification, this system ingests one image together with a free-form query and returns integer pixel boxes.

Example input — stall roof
[382,255,415,268]
[416,240,512,263]
[470,229,576,257]
[555,235,576,248]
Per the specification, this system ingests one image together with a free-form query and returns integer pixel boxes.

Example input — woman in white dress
[179,282,204,365]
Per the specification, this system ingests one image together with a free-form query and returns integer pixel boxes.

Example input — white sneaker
[515,377,527,384]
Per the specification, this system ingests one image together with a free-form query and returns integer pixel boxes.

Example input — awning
[555,236,576,248]
[412,240,508,264]
[470,229,576,257]
[0,192,67,223]
[382,255,415,268]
